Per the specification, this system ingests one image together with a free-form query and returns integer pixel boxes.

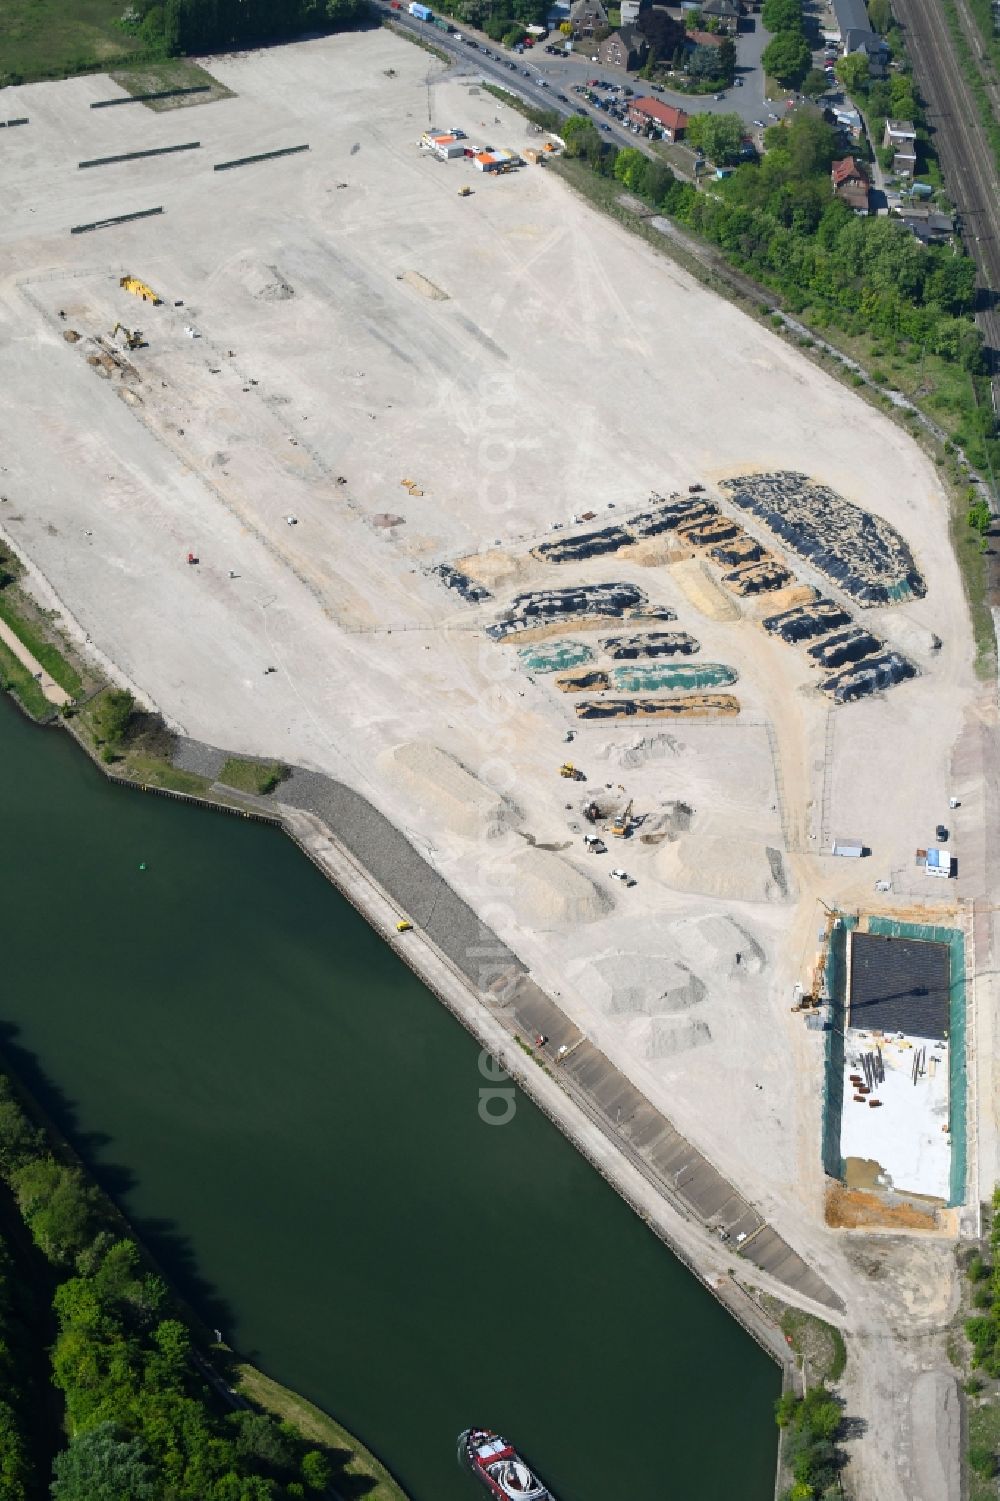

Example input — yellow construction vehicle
[110,322,144,350]
[396,918,413,933]
[559,763,585,781]
[612,798,634,838]
[119,275,162,306]
[458,185,472,196]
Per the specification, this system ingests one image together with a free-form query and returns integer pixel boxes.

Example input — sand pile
[620,537,687,567]
[639,800,695,843]
[510,847,612,928]
[455,549,533,591]
[750,582,815,616]
[669,558,741,622]
[380,740,517,839]
[644,1016,712,1059]
[670,913,766,978]
[653,836,792,904]
[591,953,705,1017]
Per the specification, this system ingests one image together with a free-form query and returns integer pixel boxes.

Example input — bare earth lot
[0,32,995,1500]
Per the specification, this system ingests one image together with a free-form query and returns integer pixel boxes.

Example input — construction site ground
[0,31,995,1501]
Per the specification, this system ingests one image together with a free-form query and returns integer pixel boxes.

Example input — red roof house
[627,97,690,141]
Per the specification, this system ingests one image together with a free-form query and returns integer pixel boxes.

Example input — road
[894,0,1000,393]
[382,5,784,141]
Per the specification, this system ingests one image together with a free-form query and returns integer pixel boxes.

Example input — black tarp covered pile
[487,582,646,640]
[807,627,882,670]
[822,651,916,702]
[763,600,852,642]
[722,559,792,595]
[720,471,925,606]
[600,632,700,660]
[534,525,632,564]
[434,564,492,604]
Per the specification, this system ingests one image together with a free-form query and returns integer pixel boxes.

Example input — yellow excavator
[110,322,145,350]
[612,798,634,838]
[559,763,585,781]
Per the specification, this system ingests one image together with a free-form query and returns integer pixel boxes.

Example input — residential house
[569,0,609,35]
[894,205,954,244]
[598,24,648,67]
[628,97,690,139]
[699,0,742,30]
[831,155,870,214]
[620,0,651,20]
[883,118,917,177]
[831,0,888,73]
[685,27,722,46]
[831,104,863,141]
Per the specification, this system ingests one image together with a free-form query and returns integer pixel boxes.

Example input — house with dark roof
[831,155,870,214]
[598,24,648,67]
[831,0,888,72]
[569,0,609,34]
[895,206,954,244]
[628,96,689,139]
[700,0,742,28]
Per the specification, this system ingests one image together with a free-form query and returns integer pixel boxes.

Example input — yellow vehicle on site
[559,763,585,781]
[119,275,162,305]
[612,798,634,838]
[396,919,414,933]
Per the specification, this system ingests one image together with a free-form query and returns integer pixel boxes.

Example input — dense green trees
[762,29,811,86]
[0,1076,340,1500]
[775,1385,844,1501]
[141,0,373,56]
[761,0,802,33]
[686,111,746,164]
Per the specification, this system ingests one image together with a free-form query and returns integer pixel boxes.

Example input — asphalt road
[894,0,1000,387]
[381,5,784,145]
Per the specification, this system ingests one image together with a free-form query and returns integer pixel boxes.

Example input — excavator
[612,798,634,838]
[110,322,145,350]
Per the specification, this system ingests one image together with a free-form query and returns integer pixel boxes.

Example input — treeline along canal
[0,693,779,1499]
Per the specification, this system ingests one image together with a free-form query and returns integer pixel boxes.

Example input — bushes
[776,1385,845,1501]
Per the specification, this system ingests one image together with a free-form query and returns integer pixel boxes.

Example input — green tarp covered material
[518,641,594,673]
[611,663,737,693]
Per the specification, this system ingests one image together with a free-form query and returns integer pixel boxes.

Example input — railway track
[895,0,1000,400]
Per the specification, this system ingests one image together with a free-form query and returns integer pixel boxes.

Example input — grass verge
[218,756,288,796]
[108,58,234,110]
[235,1363,409,1501]
[948,490,997,677]
[0,593,83,698]
[0,638,56,721]
[779,1306,847,1383]
[968,1399,1000,1501]
[382,19,450,64]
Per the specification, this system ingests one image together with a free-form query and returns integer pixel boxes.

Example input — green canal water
[0,694,780,1499]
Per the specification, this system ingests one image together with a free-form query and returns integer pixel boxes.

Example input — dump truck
[119,275,161,305]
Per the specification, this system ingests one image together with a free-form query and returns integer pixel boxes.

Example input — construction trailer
[923,847,954,879]
[831,837,865,858]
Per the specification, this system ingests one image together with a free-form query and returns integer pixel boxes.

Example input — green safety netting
[821,915,856,1181]
[610,662,737,693]
[518,641,595,673]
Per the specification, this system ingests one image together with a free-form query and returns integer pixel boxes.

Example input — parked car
[506,60,517,68]
[610,868,636,886]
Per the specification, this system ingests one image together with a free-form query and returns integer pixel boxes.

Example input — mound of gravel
[653,836,792,904]
[670,913,766,978]
[591,953,705,1017]
[644,1016,712,1059]
[510,847,613,928]
[380,740,517,840]
[597,732,683,769]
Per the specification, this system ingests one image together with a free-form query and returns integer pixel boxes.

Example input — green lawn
[2,0,149,84]
[0,638,56,721]
[969,1398,1000,1501]
[236,1364,410,1501]
[217,757,288,796]
[0,593,83,698]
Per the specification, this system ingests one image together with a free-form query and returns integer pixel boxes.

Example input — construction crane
[119,275,162,305]
[612,798,634,838]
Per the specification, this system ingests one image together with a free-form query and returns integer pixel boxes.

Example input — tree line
[138,0,373,57]
[0,1075,336,1499]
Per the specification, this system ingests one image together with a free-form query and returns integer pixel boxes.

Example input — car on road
[715,92,725,100]
[753,117,764,126]
[575,105,588,114]
[556,92,569,102]
[506,60,517,68]
[536,76,548,85]
[735,76,743,85]
[600,121,612,130]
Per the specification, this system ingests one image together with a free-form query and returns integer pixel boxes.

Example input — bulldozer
[612,798,634,838]
[110,322,145,350]
[119,275,162,306]
[559,763,585,781]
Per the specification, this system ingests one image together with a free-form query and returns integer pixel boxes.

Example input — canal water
[0,694,780,1500]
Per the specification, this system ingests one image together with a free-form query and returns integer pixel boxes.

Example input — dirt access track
[0,32,994,1501]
